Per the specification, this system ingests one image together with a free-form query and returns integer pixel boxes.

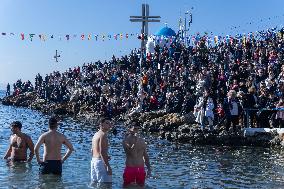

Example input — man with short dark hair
[91,117,113,183]
[34,117,74,175]
[3,121,34,162]
[122,122,151,187]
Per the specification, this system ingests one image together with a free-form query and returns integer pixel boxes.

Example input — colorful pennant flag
[21,33,24,40]
[29,34,35,41]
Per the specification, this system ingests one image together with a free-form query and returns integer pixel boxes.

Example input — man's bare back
[34,117,74,175]
[39,130,67,161]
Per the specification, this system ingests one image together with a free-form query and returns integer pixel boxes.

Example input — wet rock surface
[126,111,283,147]
[3,93,77,116]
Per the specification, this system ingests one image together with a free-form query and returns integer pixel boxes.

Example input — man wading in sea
[91,117,113,183]
[122,122,151,188]
[34,117,74,175]
[3,121,34,163]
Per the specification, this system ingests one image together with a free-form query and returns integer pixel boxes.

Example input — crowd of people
[8,27,284,132]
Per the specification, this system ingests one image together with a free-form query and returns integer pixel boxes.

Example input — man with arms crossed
[122,122,151,188]
[91,117,112,183]
[3,121,34,162]
[34,117,74,175]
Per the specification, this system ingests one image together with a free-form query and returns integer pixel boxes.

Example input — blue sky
[0,0,284,89]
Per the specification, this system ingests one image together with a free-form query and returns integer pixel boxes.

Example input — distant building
[146,26,176,54]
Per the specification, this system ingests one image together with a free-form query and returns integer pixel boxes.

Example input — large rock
[30,99,46,110]
[125,110,283,147]
[2,92,37,107]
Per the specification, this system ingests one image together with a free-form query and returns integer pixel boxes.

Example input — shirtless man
[122,122,151,188]
[34,117,74,175]
[91,117,112,183]
[3,121,34,162]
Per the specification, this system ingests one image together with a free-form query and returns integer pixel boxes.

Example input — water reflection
[37,175,64,189]
[7,160,31,170]
[90,182,113,189]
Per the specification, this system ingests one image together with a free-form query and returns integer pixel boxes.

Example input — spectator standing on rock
[223,90,239,133]
[194,90,214,130]
[6,83,10,96]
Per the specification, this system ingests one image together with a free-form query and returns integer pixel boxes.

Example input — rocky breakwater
[2,92,37,107]
[126,111,283,147]
[1,92,78,116]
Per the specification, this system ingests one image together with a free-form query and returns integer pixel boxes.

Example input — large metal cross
[130,4,161,54]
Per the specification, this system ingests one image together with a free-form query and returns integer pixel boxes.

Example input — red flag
[21,33,24,40]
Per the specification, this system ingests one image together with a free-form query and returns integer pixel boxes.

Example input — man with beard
[3,121,34,162]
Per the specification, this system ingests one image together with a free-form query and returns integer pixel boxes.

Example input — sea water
[0,90,284,188]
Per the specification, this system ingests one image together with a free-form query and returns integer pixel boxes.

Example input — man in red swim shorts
[122,122,151,188]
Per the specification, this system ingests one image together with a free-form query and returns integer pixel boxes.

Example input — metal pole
[139,4,146,112]
[184,12,187,40]
[185,11,189,47]
[145,4,149,38]
[141,4,145,54]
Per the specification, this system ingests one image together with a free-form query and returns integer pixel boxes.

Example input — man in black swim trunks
[34,117,74,175]
[3,121,34,162]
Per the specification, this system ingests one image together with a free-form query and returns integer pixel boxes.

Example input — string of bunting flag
[1,12,284,44]
[142,25,284,47]
[1,27,283,45]
[193,26,284,46]
[1,29,283,48]
[0,32,144,42]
